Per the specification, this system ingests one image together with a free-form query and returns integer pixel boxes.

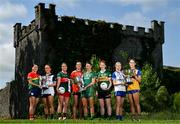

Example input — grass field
[0,119,180,124]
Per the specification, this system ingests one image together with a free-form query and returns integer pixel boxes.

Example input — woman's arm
[84,77,96,90]
[56,77,61,93]
[107,77,112,90]
[28,79,40,88]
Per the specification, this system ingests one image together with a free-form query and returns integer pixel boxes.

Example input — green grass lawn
[0,119,180,124]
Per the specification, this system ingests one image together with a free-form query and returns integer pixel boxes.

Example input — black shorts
[73,92,81,96]
[28,88,41,98]
[41,94,51,98]
[98,92,111,99]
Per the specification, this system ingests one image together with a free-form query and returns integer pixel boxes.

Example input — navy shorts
[127,90,140,94]
[29,88,41,98]
[115,91,126,97]
[98,92,111,99]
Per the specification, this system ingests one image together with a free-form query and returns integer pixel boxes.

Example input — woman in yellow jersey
[127,59,141,121]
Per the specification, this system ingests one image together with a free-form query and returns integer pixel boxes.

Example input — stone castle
[11,3,164,118]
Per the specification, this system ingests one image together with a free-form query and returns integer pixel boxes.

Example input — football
[100,82,108,90]
[58,87,65,94]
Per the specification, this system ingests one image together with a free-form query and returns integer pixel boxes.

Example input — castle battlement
[14,3,164,47]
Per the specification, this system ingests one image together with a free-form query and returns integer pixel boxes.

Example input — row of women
[27,59,141,121]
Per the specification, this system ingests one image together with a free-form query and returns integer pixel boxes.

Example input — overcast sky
[0,0,180,89]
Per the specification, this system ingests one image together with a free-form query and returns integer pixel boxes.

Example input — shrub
[155,86,169,110]
[173,92,180,112]
[141,64,160,112]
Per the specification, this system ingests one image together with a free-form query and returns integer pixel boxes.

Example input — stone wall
[0,83,10,118]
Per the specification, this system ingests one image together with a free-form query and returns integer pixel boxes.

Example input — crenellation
[49,4,56,15]
[137,27,145,35]
[123,25,135,35]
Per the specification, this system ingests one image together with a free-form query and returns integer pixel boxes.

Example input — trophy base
[79,87,85,92]
[126,82,133,85]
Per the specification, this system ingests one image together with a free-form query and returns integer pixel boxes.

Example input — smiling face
[86,63,92,71]
[45,65,51,74]
[32,64,38,73]
[129,59,136,69]
[76,62,82,71]
[99,61,106,70]
[61,63,67,72]
[115,62,122,71]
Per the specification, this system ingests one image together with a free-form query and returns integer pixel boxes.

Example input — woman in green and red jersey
[56,63,71,120]
[27,64,41,120]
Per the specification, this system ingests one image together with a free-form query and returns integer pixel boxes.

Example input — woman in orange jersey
[70,62,83,119]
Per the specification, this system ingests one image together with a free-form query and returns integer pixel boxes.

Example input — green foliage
[155,86,169,110]
[173,92,180,112]
[141,64,161,112]
[90,54,100,72]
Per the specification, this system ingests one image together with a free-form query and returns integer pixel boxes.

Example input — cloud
[165,8,180,25]
[0,23,13,45]
[118,12,150,28]
[102,0,169,12]
[0,43,15,89]
[0,1,27,20]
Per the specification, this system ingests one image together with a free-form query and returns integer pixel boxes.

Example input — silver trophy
[41,76,48,90]
[124,69,134,85]
[75,76,85,92]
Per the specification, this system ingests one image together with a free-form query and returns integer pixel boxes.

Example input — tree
[141,64,160,112]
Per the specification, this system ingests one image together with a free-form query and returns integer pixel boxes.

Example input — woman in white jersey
[41,64,56,119]
[112,62,126,121]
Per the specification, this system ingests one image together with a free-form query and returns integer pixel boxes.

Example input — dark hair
[45,64,51,68]
[128,58,136,63]
[100,60,106,65]
[86,61,92,66]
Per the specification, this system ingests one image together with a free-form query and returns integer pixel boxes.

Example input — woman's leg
[29,96,36,120]
[128,94,135,119]
[73,94,78,119]
[42,97,49,119]
[89,97,94,118]
[82,97,88,118]
[57,95,64,119]
[116,96,120,119]
[48,95,55,119]
[132,92,141,119]
[63,96,70,119]
[119,96,125,120]
[105,98,112,117]
[99,99,105,117]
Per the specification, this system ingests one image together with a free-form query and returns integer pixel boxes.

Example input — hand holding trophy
[124,69,134,85]
[74,76,85,92]
[41,76,49,90]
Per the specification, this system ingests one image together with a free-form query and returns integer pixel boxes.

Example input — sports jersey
[27,72,40,89]
[112,71,126,92]
[57,71,71,93]
[97,70,111,93]
[41,74,56,96]
[81,71,96,98]
[127,69,141,91]
[70,70,82,93]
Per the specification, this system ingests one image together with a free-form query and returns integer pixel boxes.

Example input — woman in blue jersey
[112,62,126,120]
